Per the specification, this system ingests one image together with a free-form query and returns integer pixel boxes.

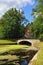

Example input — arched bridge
[17,39,40,46]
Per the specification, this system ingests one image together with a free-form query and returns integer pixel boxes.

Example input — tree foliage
[29,0,43,39]
[0,8,26,39]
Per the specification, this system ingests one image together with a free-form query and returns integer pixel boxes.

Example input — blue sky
[0,0,37,22]
[22,3,37,22]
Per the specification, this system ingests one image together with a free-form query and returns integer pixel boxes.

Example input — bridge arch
[17,39,40,46]
[17,40,32,46]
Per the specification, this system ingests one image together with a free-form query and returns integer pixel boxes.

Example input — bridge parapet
[17,39,40,46]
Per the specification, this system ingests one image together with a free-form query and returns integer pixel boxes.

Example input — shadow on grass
[0,49,38,65]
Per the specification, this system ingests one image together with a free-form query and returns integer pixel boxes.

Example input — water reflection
[20,59,28,65]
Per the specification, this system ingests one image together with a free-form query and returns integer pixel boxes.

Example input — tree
[0,8,25,39]
[29,0,43,39]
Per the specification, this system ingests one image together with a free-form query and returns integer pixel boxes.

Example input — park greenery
[0,0,43,40]
[32,42,43,65]
[0,0,43,65]
[0,8,26,39]
[29,0,43,40]
[29,1,43,64]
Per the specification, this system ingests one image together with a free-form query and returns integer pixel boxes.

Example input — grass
[0,40,30,65]
[0,45,29,53]
[32,42,43,65]
[34,42,43,48]
[1,40,43,65]
[0,40,16,45]
[0,40,30,53]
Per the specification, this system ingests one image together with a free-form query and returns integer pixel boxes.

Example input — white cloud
[0,0,35,17]
[0,4,8,11]
[0,3,9,17]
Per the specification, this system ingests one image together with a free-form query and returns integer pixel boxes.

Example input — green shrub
[39,34,43,41]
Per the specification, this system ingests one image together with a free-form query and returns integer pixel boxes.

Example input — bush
[39,34,43,41]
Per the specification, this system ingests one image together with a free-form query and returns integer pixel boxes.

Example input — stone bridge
[17,39,40,46]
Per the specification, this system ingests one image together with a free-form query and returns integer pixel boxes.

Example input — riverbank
[29,42,43,65]
[0,40,43,65]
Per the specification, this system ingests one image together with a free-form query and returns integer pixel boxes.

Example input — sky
[0,0,37,22]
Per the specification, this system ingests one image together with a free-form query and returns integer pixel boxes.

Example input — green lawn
[0,40,30,65]
[32,42,43,65]
[0,40,16,45]
[0,45,29,53]
[0,40,43,65]
[0,40,30,53]
[34,42,43,48]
